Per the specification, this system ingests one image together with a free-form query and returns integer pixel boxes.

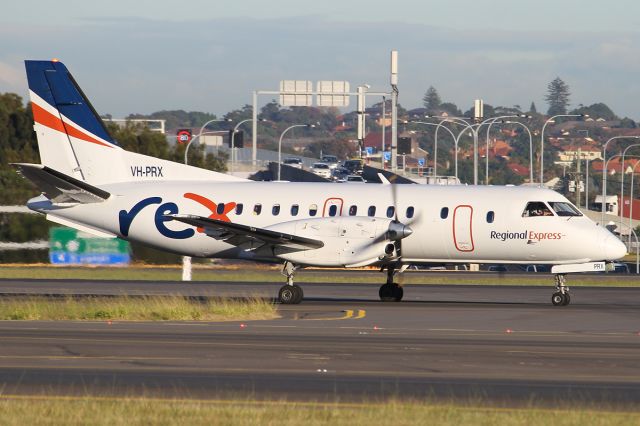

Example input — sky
[2,1,640,119]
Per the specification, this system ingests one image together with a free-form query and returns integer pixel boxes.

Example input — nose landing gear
[551,274,570,306]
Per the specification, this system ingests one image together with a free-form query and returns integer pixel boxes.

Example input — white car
[311,162,332,179]
[321,155,340,170]
[283,157,303,169]
[344,175,366,183]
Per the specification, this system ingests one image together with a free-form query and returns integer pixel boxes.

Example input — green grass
[0,264,638,287]
[0,396,637,425]
[0,296,278,321]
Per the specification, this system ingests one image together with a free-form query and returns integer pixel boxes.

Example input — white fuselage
[31,181,626,267]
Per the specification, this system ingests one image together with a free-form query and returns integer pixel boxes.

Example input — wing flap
[12,163,110,203]
[168,214,324,251]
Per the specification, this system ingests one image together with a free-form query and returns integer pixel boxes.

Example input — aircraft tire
[392,283,404,302]
[279,285,302,304]
[551,292,567,306]
[379,283,403,302]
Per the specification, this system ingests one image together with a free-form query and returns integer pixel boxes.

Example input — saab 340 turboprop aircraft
[14,60,627,305]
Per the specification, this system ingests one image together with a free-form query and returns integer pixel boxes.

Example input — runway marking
[302,309,366,321]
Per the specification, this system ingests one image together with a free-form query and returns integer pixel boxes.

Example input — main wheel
[551,292,567,306]
[279,285,302,304]
[379,283,394,302]
[391,283,404,302]
[379,283,403,302]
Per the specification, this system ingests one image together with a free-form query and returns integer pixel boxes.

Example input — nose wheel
[551,274,570,306]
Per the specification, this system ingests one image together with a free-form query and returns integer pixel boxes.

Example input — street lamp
[629,160,640,251]
[620,143,640,227]
[601,136,640,224]
[423,116,472,177]
[498,120,534,184]
[184,118,231,165]
[230,118,268,173]
[278,124,315,180]
[540,114,585,186]
[483,115,531,184]
[406,120,457,179]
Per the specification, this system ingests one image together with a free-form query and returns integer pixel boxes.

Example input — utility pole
[390,50,398,173]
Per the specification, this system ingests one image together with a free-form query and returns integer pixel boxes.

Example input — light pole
[230,118,265,174]
[601,136,640,224]
[540,114,585,186]
[424,116,471,177]
[184,118,231,165]
[278,124,315,180]
[619,143,640,227]
[407,120,458,179]
[500,120,534,184]
[484,115,530,184]
[629,160,640,251]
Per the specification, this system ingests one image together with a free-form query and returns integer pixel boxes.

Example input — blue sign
[418,158,426,167]
[383,152,391,161]
[365,147,374,156]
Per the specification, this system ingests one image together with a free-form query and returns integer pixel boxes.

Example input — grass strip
[0,395,638,426]
[0,295,278,321]
[0,265,638,287]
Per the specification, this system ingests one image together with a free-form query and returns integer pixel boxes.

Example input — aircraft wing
[12,163,110,203]
[167,214,324,251]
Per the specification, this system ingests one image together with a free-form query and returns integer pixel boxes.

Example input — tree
[422,86,441,112]
[545,77,571,116]
[529,102,537,114]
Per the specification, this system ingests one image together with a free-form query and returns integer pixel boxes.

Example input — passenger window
[291,204,299,216]
[328,205,338,216]
[349,205,357,216]
[523,201,553,217]
[486,211,495,223]
[235,203,243,215]
[548,201,583,217]
[309,204,318,217]
[440,207,449,219]
[272,204,280,216]
[406,206,414,219]
[368,206,376,217]
[253,204,262,215]
[386,206,395,218]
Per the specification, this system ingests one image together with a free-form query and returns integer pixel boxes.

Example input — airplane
[14,60,627,306]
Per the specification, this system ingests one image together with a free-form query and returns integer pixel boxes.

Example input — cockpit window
[522,201,553,217]
[548,201,583,217]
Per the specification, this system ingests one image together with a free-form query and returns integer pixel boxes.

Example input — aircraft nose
[601,233,627,260]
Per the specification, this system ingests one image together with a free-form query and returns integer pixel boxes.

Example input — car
[311,162,332,179]
[487,265,507,272]
[344,175,366,183]
[608,262,630,273]
[343,159,364,175]
[321,155,340,169]
[283,157,303,169]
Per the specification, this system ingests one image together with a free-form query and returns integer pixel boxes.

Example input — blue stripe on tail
[25,60,116,145]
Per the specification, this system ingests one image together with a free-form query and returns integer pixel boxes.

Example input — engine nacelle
[267,216,404,267]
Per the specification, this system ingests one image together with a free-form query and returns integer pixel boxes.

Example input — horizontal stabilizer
[12,163,110,203]
[167,214,324,251]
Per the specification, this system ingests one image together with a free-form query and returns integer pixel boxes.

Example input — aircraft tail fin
[24,60,246,185]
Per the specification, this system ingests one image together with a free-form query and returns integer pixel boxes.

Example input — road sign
[383,151,391,161]
[418,158,425,167]
[176,129,192,144]
[279,80,313,106]
[49,227,130,265]
[317,81,350,107]
[365,147,374,156]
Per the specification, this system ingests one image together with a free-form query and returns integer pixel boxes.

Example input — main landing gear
[379,265,404,302]
[551,274,570,306]
[278,261,303,304]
